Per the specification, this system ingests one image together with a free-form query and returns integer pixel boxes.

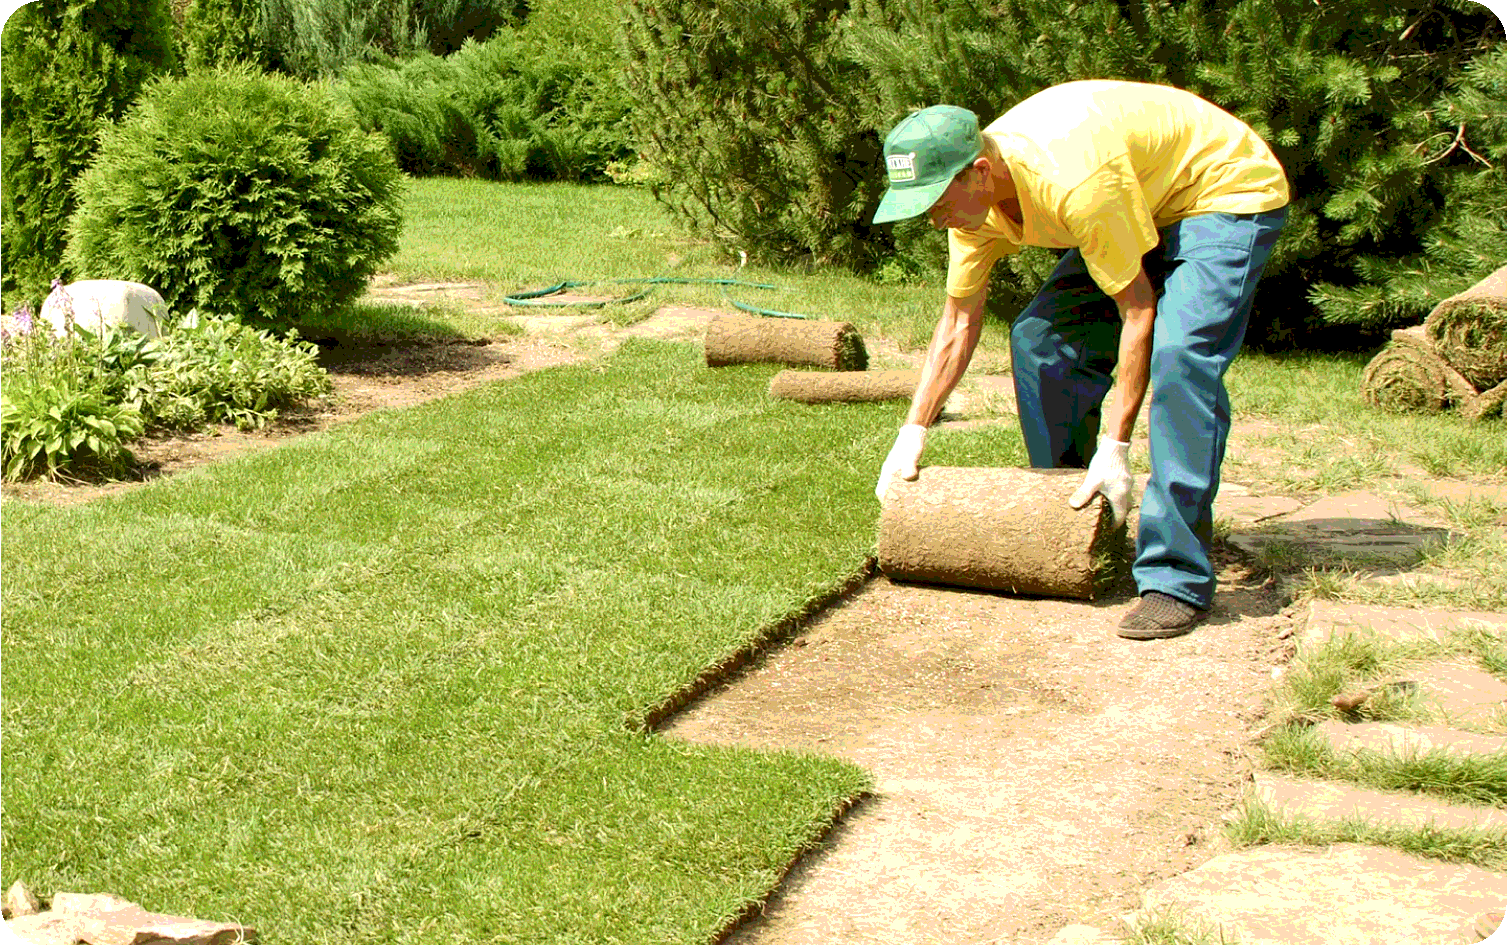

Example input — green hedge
[336,0,634,182]
[255,0,526,79]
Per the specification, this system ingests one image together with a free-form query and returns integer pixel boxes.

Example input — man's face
[926,162,990,231]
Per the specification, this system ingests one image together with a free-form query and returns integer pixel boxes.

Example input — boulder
[40,281,166,339]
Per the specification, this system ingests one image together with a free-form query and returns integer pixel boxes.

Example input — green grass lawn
[2,341,919,941]
[359,177,1003,354]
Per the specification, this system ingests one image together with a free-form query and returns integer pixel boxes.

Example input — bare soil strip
[666,568,1290,944]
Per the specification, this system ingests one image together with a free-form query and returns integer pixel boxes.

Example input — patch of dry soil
[3,290,1301,944]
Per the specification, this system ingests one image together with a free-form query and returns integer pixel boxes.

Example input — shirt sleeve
[1063,156,1159,297]
[946,227,1019,299]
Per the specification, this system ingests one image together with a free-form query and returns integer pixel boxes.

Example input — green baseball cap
[872,105,982,225]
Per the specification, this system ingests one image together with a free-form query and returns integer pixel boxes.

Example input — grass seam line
[637,557,879,734]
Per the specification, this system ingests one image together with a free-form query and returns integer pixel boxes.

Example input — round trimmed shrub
[64,66,405,331]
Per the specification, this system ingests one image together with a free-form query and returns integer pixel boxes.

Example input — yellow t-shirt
[946,80,1290,299]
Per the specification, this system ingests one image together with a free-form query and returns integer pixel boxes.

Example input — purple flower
[14,303,33,335]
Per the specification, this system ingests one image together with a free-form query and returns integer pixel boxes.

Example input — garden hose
[502,255,812,319]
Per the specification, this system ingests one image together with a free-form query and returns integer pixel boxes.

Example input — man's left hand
[1069,437,1133,528]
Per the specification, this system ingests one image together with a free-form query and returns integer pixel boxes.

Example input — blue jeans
[1010,208,1288,608]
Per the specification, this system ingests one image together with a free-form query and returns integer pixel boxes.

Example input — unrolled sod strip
[768,369,920,403]
[878,466,1122,600]
[1361,325,1477,414]
[1424,263,1507,391]
[704,314,868,370]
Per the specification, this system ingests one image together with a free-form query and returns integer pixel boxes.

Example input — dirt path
[667,563,1290,945]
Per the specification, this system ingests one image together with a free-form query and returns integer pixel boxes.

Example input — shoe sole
[1117,622,1199,640]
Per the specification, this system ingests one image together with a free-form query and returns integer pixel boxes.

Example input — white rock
[40,280,166,339]
[3,880,38,919]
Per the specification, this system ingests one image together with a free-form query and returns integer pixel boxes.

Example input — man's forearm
[906,291,986,427]
[1106,269,1156,442]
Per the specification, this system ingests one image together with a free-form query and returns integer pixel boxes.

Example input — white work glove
[1069,437,1133,528]
[875,424,927,502]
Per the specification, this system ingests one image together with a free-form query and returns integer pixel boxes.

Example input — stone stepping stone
[622,305,717,341]
[1254,771,1507,832]
[1314,720,1507,760]
[1420,479,1507,512]
[4,890,256,945]
[1407,662,1507,728]
[506,313,604,336]
[1138,843,1507,945]
[1227,490,1455,566]
[1213,482,1305,527]
[1300,601,1507,646]
[1360,571,1474,594]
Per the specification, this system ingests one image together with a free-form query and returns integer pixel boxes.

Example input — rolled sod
[1361,326,1477,414]
[767,369,919,403]
[1424,264,1507,390]
[877,466,1120,600]
[1462,377,1507,423]
[704,314,867,370]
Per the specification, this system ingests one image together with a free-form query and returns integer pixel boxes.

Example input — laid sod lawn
[3,341,1012,942]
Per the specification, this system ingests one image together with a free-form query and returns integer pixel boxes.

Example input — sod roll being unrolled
[1361,325,1477,414]
[878,466,1119,600]
[1424,264,1507,390]
[768,369,919,403]
[704,314,867,370]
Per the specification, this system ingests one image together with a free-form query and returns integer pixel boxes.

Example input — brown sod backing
[1423,264,1507,391]
[1361,326,1477,414]
[877,466,1121,600]
[1462,377,1507,423]
[704,314,867,370]
[767,370,920,404]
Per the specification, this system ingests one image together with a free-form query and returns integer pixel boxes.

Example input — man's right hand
[875,424,927,502]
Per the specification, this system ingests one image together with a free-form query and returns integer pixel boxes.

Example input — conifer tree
[1,0,179,307]
[624,0,1500,345]
[844,0,1502,344]
[182,0,269,71]
[1307,40,1506,329]
[620,0,888,266]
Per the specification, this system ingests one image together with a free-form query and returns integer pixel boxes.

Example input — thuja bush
[64,66,405,332]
